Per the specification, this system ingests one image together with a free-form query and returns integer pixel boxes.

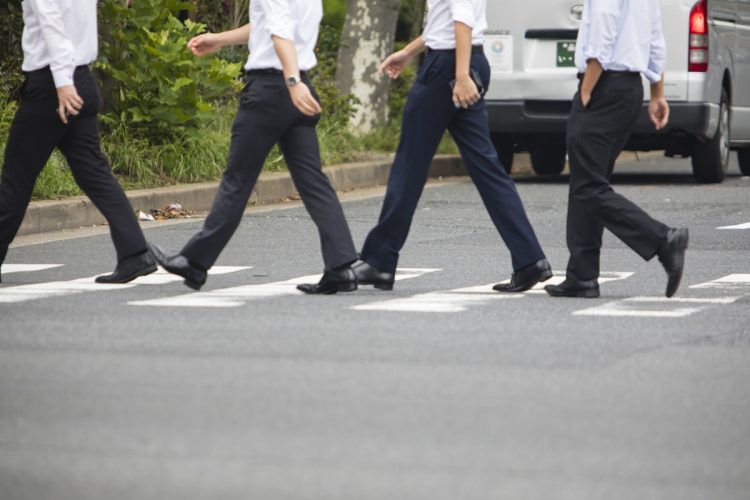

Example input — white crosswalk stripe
[573,296,741,318]
[573,274,750,318]
[3,265,748,318]
[129,268,441,308]
[353,285,522,313]
[354,271,634,313]
[689,274,750,291]
[717,222,750,230]
[1,264,63,274]
[0,267,250,304]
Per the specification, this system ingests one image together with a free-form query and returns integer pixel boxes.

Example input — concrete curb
[18,154,469,237]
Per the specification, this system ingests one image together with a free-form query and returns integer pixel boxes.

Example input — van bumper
[487,100,719,148]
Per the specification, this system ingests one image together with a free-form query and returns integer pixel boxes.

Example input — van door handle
[713,12,737,24]
[525,29,578,40]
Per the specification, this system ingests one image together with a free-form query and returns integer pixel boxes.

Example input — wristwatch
[286,76,299,87]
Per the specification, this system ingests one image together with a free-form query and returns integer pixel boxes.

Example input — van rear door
[484,0,581,101]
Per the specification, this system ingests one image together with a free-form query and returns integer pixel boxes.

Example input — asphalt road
[1,155,749,500]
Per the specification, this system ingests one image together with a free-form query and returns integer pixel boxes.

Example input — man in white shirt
[0,0,157,284]
[353,0,551,292]
[148,0,359,294]
[544,0,688,299]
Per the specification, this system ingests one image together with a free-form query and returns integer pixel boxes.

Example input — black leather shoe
[544,278,600,298]
[147,242,207,290]
[95,251,157,284]
[658,227,689,298]
[352,261,395,290]
[297,267,358,295]
[493,259,553,292]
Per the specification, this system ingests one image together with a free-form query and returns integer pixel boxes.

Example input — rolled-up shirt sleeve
[451,0,477,28]
[646,3,667,83]
[259,0,295,41]
[582,0,620,66]
[27,0,76,87]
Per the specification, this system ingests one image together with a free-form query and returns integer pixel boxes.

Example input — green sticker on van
[556,41,576,67]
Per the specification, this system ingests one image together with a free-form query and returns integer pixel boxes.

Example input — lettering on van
[484,30,511,36]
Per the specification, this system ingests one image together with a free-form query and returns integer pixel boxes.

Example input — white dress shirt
[21,0,98,88]
[422,0,487,50]
[245,0,322,71]
[575,0,667,83]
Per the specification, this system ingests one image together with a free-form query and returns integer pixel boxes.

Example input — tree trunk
[335,0,400,133]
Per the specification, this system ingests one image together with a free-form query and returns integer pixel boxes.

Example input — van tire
[491,135,514,174]
[691,89,730,183]
[738,149,750,176]
[530,138,566,175]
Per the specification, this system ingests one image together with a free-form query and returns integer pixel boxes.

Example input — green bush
[0,0,24,99]
[96,0,242,138]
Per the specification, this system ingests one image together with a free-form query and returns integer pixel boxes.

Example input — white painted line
[573,302,703,318]
[573,294,741,318]
[1,264,63,274]
[718,222,750,230]
[354,272,635,313]
[690,274,750,290]
[0,278,138,304]
[122,266,250,285]
[494,271,634,295]
[624,296,740,305]
[0,266,250,304]
[130,268,442,308]
[353,282,523,313]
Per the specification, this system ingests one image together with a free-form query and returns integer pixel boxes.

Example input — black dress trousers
[565,72,670,281]
[180,74,358,271]
[0,66,147,262]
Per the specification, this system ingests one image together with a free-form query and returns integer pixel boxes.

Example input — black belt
[24,64,89,77]
[426,45,484,55]
[577,70,640,79]
[245,68,307,77]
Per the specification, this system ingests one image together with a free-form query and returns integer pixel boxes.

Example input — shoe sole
[184,278,205,291]
[296,282,358,295]
[358,279,394,291]
[95,264,158,284]
[494,269,554,293]
[545,288,600,298]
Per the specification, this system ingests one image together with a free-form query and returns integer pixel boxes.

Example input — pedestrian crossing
[0,266,250,304]
[129,268,440,308]
[353,272,634,313]
[0,264,748,318]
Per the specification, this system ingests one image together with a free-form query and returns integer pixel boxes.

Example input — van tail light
[689,0,709,72]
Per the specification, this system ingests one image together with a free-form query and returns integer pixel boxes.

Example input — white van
[484,0,750,183]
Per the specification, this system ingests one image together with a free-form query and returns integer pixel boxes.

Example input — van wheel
[691,89,730,183]
[491,135,514,174]
[738,149,750,176]
[530,138,566,175]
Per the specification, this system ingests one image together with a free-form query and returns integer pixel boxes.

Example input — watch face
[287,77,298,87]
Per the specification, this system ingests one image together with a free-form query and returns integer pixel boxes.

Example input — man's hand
[380,49,414,80]
[452,74,480,109]
[56,85,83,124]
[289,82,322,117]
[187,33,222,57]
[580,90,592,107]
[649,96,670,130]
